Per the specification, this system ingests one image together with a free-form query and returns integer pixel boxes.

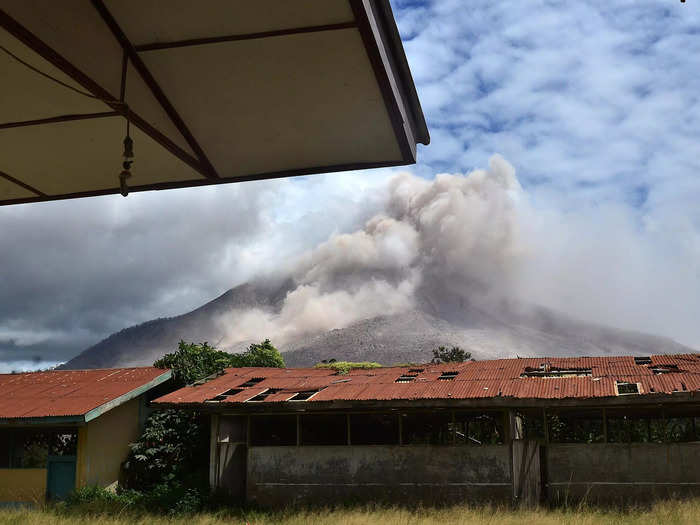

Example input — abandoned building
[0,367,171,505]
[154,354,700,506]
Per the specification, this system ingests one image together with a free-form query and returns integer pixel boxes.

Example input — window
[454,411,504,445]
[438,371,459,380]
[0,429,77,468]
[350,413,399,445]
[607,408,665,443]
[401,412,452,445]
[250,415,296,446]
[239,377,265,388]
[301,415,347,445]
[616,381,639,395]
[547,409,604,443]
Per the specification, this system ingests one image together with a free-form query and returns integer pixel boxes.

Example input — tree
[121,339,285,510]
[154,338,285,388]
[431,346,471,364]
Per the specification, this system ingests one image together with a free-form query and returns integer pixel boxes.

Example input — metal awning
[0,0,429,206]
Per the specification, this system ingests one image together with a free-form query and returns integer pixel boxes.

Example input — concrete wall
[546,442,700,504]
[0,468,46,504]
[76,397,141,489]
[246,445,512,507]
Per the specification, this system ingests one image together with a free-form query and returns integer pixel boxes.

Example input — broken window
[289,390,319,401]
[547,409,604,443]
[239,377,265,388]
[517,409,546,441]
[438,371,459,380]
[634,356,652,365]
[0,429,77,468]
[607,408,665,443]
[247,388,282,402]
[401,412,452,445]
[454,411,504,445]
[616,381,639,395]
[301,414,347,445]
[350,413,399,445]
[250,415,296,446]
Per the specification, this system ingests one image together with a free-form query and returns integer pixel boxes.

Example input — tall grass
[1,499,699,525]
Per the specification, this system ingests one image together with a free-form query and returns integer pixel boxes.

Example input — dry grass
[1,499,699,525]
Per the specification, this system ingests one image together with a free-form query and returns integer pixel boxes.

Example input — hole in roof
[438,371,459,380]
[239,377,265,388]
[521,367,591,378]
[395,374,417,383]
[616,382,639,395]
[289,390,318,401]
[408,368,424,374]
[206,395,228,402]
[247,388,281,402]
[651,364,681,374]
[634,356,652,365]
[221,388,243,396]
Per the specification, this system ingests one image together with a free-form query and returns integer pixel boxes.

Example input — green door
[46,456,76,501]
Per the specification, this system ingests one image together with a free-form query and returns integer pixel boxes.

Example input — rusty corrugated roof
[0,367,171,420]
[152,354,700,407]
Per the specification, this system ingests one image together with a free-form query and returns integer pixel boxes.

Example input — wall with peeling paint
[246,445,512,506]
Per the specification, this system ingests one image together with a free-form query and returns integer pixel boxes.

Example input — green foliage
[431,346,471,364]
[62,484,205,516]
[231,338,285,368]
[314,361,382,375]
[121,409,208,493]
[154,339,285,387]
[118,338,284,514]
[154,341,234,388]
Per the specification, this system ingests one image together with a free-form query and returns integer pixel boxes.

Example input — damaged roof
[0,367,171,422]
[153,354,700,407]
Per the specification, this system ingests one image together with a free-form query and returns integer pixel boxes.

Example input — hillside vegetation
[1,500,699,525]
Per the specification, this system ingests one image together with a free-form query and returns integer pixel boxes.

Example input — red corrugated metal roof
[0,367,170,419]
[153,354,700,407]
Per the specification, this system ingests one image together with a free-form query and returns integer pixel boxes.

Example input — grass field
[1,499,699,525]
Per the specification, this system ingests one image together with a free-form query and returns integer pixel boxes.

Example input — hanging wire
[1,42,134,195]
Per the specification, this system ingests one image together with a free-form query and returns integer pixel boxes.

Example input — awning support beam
[91,0,220,180]
[134,22,358,52]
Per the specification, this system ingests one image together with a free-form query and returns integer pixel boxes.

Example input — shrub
[314,361,382,375]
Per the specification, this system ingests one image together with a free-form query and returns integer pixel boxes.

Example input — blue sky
[1,0,699,370]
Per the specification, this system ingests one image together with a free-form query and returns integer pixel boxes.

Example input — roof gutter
[376,0,430,145]
[84,369,172,422]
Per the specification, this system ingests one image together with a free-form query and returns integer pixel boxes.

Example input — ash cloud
[217,155,700,351]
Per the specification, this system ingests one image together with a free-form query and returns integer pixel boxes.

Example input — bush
[121,409,208,494]
[314,361,382,375]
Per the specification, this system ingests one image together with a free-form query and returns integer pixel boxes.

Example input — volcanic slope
[61,281,694,369]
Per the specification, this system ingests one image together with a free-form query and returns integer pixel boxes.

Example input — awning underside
[0,0,428,205]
